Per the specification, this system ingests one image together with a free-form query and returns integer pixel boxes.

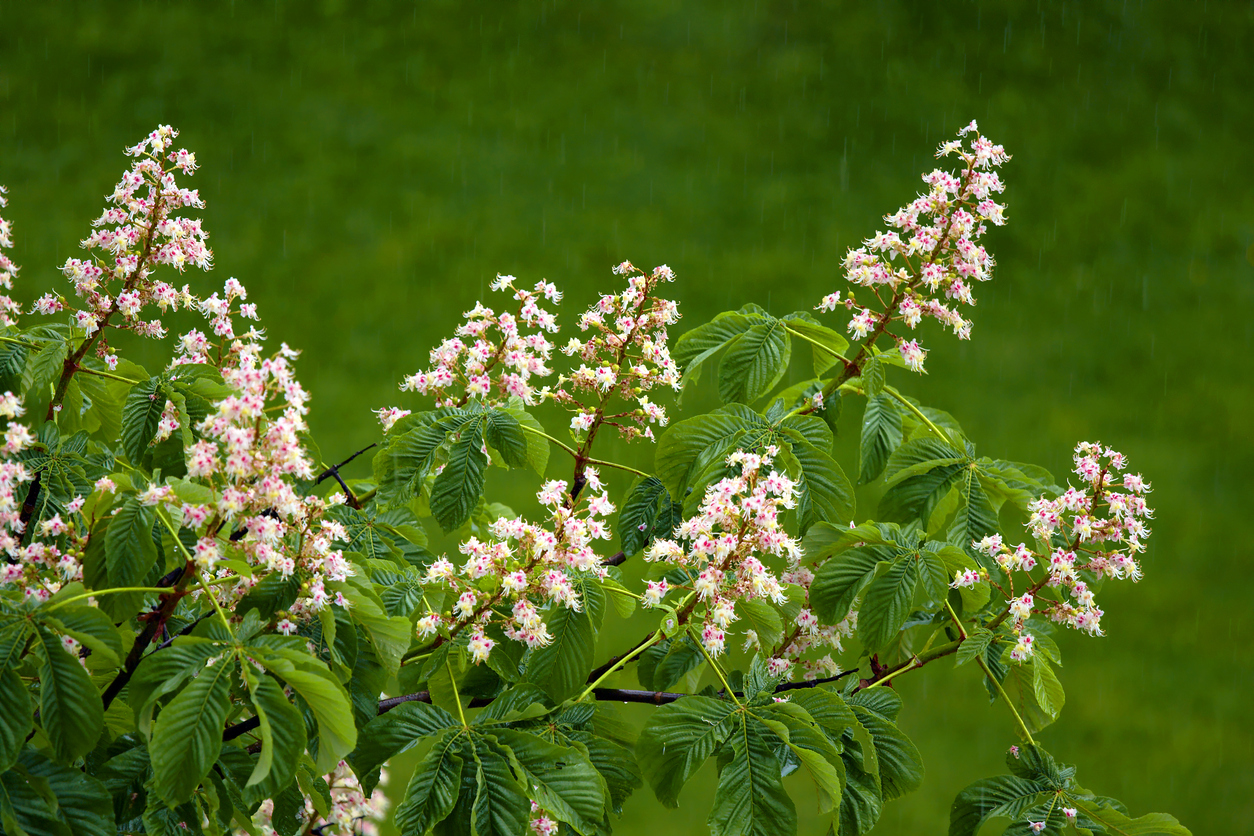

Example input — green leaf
[858,555,921,652]
[429,423,488,532]
[858,394,903,485]
[464,734,532,836]
[859,355,886,398]
[525,585,602,701]
[494,728,607,834]
[350,702,459,794]
[956,628,996,667]
[707,713,797,836]
[16,749,114,836]
[393,729,463,835]
[500,407,549,476]
[242,668,306,793]
[0,667,32,771]
[618,476,680,557]
[673,309,762,389]
[637,696,737,807]
[130,637,225,735]
[373,420,453,508]
[120,376,164,463]
[948,468,1000,550]
[810,545,892,626]
[736,598,784,648]
[1000,658,1062,734]
[30,624,103,764]
[1070,798,1192,836]
[949,775,1052,836]
[149,653,233,804]
[782,439,855,532]
[255,649,358,773]
[24,338,67,397]
[783,318,850,377]
[655,404,760,498]
[567,730,642,815]
[103,497,159,599]
[1031,657,1065,719]
[483,408,529,469]
[718,318,791,403]
[332,581,412,675]
[42,605,123,667]
[847,704,923,800]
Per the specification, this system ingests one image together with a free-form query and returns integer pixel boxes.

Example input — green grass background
[2,0,1252,831]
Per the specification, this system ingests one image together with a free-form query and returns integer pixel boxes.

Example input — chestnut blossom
[550,261,681,442]
[415,470,617,663]
[816,121,1010,374]
[974,442,1153,658]
[398,274,559,407]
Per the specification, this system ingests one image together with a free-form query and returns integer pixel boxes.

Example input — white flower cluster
[397,274,561,409]
[817,121,1010,373]
[417,467,616,664]
[552,261,681,442]
[643,447,803,658]
[974,441,1153,660]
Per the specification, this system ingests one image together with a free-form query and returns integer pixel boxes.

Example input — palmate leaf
[637,697,737,807]
[708,713,797,836]
[778,438,855,533]
[482,408,529,469]
[846,699,924,801]
[30,624,104,764]
[809,545,893,625]
[149,653,234,805]
[350,702,459,794]
[718,318,792,404]
[130,637,226,735]
[119,376,163,464]
[102,496,159,606]
[242,667,306,793]
[672,308,763,389]
[394,729,464,836]
[525,582,604,700]
[857,554,922,652]
[462,734,533,836]
[618,476,681,557]
[429,421,488,532]
[16,749,114,836]
[655,404,760,498]
[950,745,1191,836]
[254,648,357,774]
[0,667,31,772]
[494,728,607,834]
[499,406,549,476]
[859,393,904,484]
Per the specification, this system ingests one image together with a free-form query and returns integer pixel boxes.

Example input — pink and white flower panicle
[0,185,22,327]
[553,261,681,442]
[642,446,845,667]
[55,125,216,345]
[974,442,1153,658]
[397,274,560,409]
[416,467,617,665]
[816,120,1010,374]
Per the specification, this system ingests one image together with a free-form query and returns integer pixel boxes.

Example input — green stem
[518,423,649,478]
[864,657,921,689]
[155,508,231,631]
[43,586,173,610]
[884,385,952,444]
[692,627,742,706]
[576,630,663,702]
[76,366,139,385]
[944,600,1036,744]
[783,324,852,367]
[447,659,468,726]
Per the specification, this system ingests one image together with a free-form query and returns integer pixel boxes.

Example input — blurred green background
[2,0,1252,832]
